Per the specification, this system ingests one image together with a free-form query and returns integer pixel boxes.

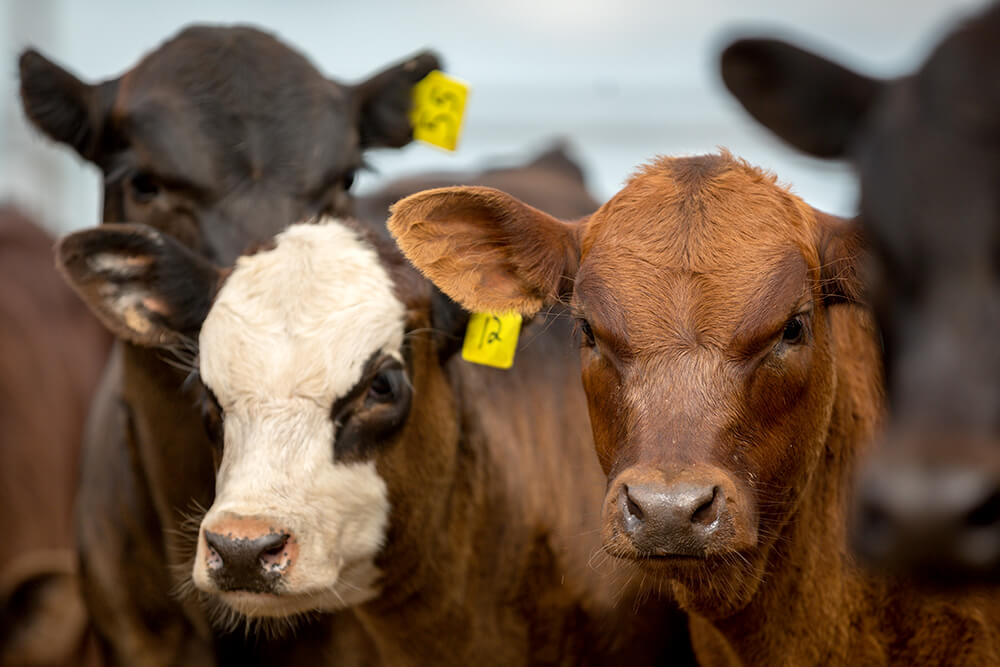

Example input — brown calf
[56,214,692,665]
[0,206,109,666]
[20,25,436,665]
[719,4,1000,582]
[388,151,1000,664]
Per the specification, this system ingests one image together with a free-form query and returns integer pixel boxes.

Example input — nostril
[258,534,290,567]
[965,489,1000,528]
[691,486,719,525]
[204,532,226,566]
[623,485,646,521]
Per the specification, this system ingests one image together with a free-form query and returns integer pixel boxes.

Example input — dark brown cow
[0,206,109,666]
[20,25,437,665]
[719,4,1000,581]
[387,151,1000,664]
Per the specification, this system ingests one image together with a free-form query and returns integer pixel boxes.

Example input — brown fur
[388,151,1000,664]
[358,247,680,664]
[0,206,109,666]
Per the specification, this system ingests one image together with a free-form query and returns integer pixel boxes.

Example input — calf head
[389,152,866,616]
[721,6,1000,580]
[56,220,468,621]
[21,25,438,262]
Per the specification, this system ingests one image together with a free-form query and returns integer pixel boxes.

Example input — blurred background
[0,0,989,233]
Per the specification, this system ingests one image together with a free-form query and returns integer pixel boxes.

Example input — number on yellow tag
[410,70,469,151]
[461,312,522,369]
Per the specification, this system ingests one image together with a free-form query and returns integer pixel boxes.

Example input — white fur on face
[192,220,403,617]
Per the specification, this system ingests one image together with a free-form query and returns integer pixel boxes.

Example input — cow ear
[55,224,223,347]
[351,50,441,149]
[19,49,111,161]
[815,210,866,304]
[720,38,883,158]
[388,186,582,316]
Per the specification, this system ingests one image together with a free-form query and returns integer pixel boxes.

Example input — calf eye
[781,315,805,345]
[128,171,161,202]
[200,387,224,448]
[342,169,357,191]
[577,318,596,347]
[368,369,397,402]
[334,359,413,461]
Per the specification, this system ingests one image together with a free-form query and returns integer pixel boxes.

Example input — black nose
[620,482,723,556]
[853,463,1000,582]
[204,530,290,593]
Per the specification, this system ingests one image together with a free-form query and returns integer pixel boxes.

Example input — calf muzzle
[200,515,297,593]
[853,453,1000,584]
[606,466,754,559]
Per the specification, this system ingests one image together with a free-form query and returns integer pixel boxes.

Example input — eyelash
[779,313,810,347]
[575,318,596,348]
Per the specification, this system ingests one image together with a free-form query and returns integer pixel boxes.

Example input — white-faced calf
[388,152,1000,664]
[57,220,691,665]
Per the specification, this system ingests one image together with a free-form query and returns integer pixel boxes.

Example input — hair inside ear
[388,186,583,316]
[56,224,222,347]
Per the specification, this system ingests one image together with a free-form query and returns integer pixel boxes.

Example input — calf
[388,151,1000,664]
[719,4,1000,580]
[0,206,108,666]
[20,24,437,664]
[354,142,599,228]
[55,218,692,666]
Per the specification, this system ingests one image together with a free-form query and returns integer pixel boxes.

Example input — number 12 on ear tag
[410,70,469,151]
[461,312,522,369]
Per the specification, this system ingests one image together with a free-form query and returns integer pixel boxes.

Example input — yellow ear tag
[410,70,469,151]
[461,312,522,369]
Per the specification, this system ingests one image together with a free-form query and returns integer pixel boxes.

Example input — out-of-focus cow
[0,206,109,666]
[720,3,1000,581]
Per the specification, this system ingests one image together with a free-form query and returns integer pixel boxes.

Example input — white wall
[0,0,989,232]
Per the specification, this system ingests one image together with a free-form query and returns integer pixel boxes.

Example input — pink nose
[201,515,297,593]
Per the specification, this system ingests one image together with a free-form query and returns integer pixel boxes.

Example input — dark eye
[129,171,161,201]
[781,315,805,345]
[342,169,357,191]
[200,387,224,447]
[367,369,396,402]
[578,318,596,347]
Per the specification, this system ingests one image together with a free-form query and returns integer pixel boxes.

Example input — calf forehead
[576,154,816,350]
[582,154,814,263]
[199,221,405,405]
[117,27,354,190]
